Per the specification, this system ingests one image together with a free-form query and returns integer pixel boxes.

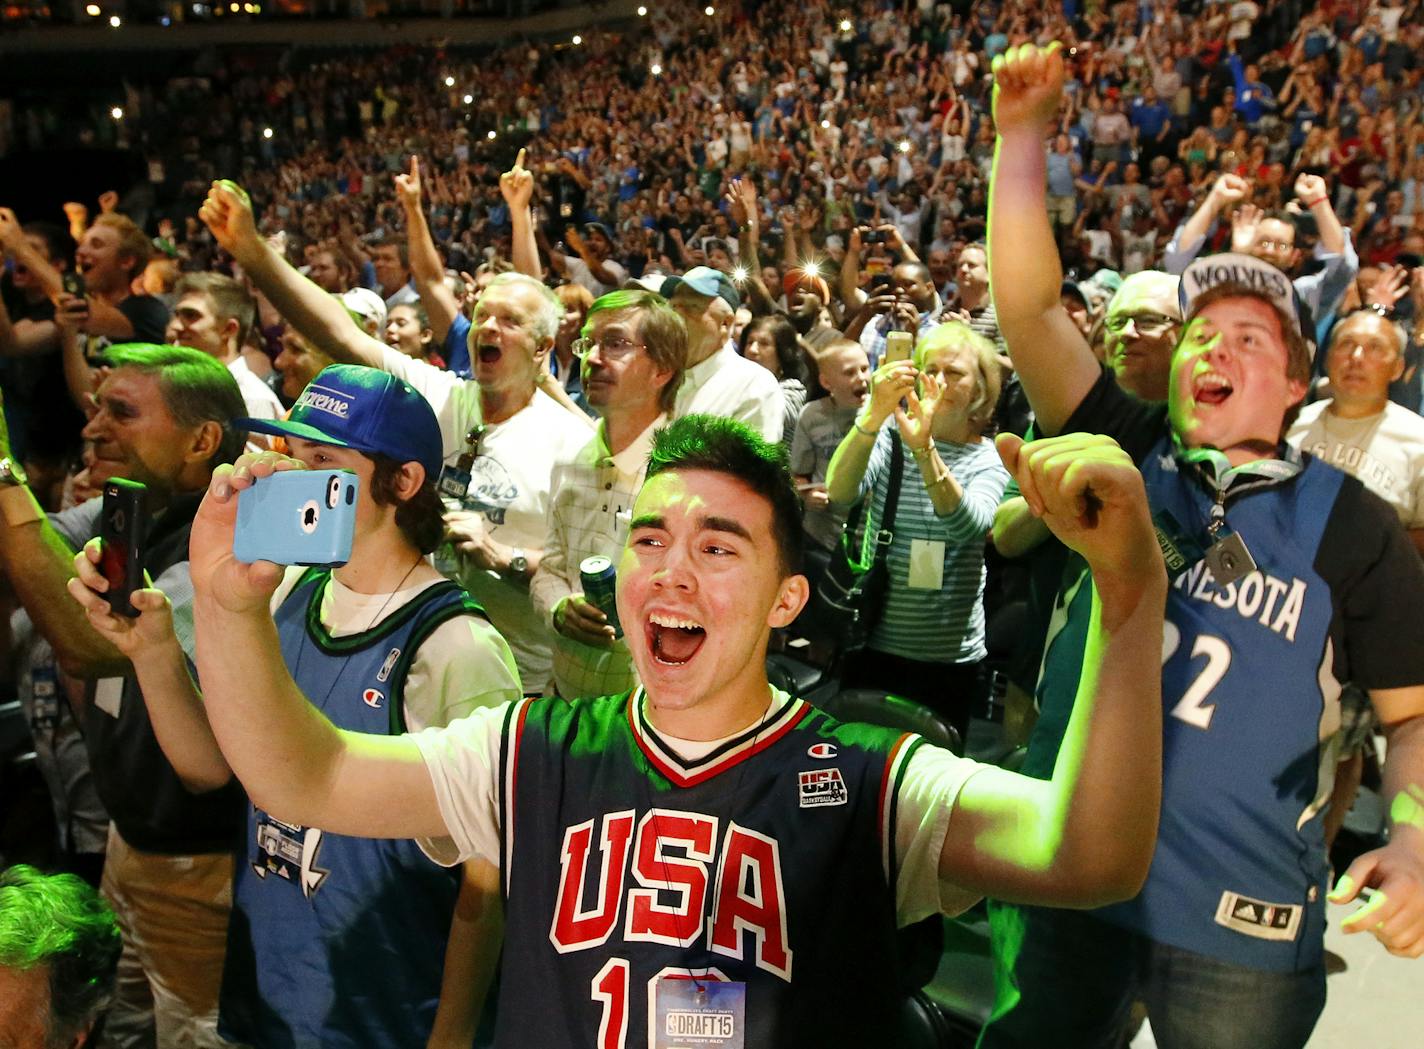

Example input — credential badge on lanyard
[438,425,485,503]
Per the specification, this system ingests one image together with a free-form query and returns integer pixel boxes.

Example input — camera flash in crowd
[262,127,273,139]
[84,3,100,13]
[732,266,748,283]
[637,4,647,13]
[839,18,852,30]
[650,63,662,76]
[108,13,121,25]
[897,139,911,153]
[487,130,497,140]
[463,94,473,104]
[705,5,714,15]
[572,34,582,44]
[110,106,123,119]
[801,260,822,279]
[444,76,455,87]
[821,119,830,129]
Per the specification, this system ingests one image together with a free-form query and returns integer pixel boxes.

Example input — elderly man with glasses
[1101,270,1183,403]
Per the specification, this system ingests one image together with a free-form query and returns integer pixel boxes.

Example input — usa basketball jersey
[220,570,486,1048]
[492,690,935,1048]
[1030,437,1347,972]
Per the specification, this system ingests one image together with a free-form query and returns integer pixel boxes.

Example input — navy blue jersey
[492,689,935,1048]
[220,570,485,1048]
[1027,372,1424,972]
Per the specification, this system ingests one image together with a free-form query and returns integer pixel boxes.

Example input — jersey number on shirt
[591,961,731,1049]
[1163,621,1232,730]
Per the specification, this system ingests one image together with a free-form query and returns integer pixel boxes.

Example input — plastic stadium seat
[819,688,962,756]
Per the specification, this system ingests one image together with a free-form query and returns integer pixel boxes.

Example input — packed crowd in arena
[2,0,1424,1045]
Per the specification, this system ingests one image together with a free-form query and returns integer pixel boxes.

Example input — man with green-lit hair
[0,865,121,1049]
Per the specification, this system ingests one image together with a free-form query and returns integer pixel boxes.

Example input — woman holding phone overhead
[68,363,521,1049]
[825,320,1010,745]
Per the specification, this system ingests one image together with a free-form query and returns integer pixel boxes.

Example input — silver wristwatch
[0,457,29,488]
[508,548,529,576]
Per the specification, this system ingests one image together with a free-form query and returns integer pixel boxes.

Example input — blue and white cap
[236,364,444,479]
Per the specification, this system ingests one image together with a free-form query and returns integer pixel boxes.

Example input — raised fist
[991,43,1067,136]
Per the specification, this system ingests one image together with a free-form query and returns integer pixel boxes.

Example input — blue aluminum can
[579,555,622,638]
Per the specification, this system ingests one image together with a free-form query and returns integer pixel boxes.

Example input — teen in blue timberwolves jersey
[985,54,1424,1048]
[1022,369,1424,972]
[218,568,491,1047]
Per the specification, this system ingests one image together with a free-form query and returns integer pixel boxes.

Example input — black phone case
[100,479,147,618]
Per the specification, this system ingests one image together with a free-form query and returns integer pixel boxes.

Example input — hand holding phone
[100,478,147,618]
[883,330,914,365]
[233,470,358,567]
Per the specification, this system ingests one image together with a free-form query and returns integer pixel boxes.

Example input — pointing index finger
[515,148,527,172]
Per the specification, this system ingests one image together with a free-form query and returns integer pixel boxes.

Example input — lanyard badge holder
[1176,441,1300,588]
[1203,501,1256,587]
[438,426,484,504]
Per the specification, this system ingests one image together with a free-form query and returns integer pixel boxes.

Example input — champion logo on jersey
[798,767,848,808]
[361,688,385,709]
[807,742,837,760]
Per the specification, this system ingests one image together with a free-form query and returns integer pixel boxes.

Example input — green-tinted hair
[584,289,689,412]
[98,343,247,467]
[646,414,803,575]
[0,865,121,1045]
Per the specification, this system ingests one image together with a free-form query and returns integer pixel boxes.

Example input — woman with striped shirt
[825,321,1010,745]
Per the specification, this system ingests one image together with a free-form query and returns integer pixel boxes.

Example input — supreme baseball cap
[1178,252,1302,339]
[236,364,444,479]
[661,266,741,311]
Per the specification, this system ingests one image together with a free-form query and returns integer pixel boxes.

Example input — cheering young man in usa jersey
[185,412,1168,1048]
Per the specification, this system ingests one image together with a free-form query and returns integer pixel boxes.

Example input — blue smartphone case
[233,470,359,567]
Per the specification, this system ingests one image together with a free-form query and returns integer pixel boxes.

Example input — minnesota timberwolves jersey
[492,689,935,1048]
[220,570,486,1048]
[1030,436,1347,972]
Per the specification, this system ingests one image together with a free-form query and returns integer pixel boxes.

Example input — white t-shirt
[412,689,986,925]
[563,255,629,299]
[374,347,591,692]
[229,357,284,454]
[1288,400,1424,529]
[271,566,522,728]
[674,344,785,443]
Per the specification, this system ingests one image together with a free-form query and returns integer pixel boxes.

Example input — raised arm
[187,452,451,837]
[1293,172,1346,257]
[199,181,386,369]
[726,178,776,315]
[939,432,1166,907]
[0,208,63,302]
[395,157,460,345]
[987,44,1101,435]
[1167,173,1248,269]
[0,289,60,358]
[499,149,542,280]
[67,542,232,793]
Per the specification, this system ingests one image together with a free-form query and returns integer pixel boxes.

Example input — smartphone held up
[233,470,359,568]
[100,478,147,618]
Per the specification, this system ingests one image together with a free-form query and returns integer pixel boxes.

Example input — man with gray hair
[200,182,591,694]
[0,865,122,1049]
